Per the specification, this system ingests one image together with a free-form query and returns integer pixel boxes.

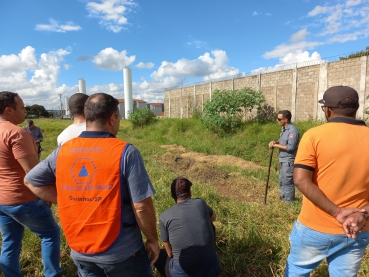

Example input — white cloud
[87,76,183,103]
[88,83,122,97]
[284,20,294,25]
[35,19,81,32]
[307,2,369,37]
[263,0,368,64]
[319,5,343,36]
[151,50,239,81]
[186,38,207,49]
[279,50,321,64]
[92,47,135,70]
[0,46,74,109]
[265,13,272,16]
[328,32,361,42]
[86,0,137,33]
[0,46,244,107]
[135,62,154,69]
[346,0,364,7]
[290,29,309,43]
[307,5,332,17]
[252,11,258,16]
[252,51,322,75]
[64,64,70,70]
[263,40,322,59]
[0,46,37,74]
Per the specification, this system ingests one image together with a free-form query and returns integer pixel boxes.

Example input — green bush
[128,108,157,128]
[200,88,265,135]
[252,103,277,123]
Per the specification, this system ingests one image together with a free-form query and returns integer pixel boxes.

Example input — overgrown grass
[2,118,369,277]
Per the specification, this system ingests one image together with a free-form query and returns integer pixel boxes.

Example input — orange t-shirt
[0,121,38,205]
[295,118,369,234]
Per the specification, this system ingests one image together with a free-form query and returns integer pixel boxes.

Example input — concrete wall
[164,56,369,121]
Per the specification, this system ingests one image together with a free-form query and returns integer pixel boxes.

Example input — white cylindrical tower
[123,67,133,119]
[78,78,87,94]
[64,96,70,116]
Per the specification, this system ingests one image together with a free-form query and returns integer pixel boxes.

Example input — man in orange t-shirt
[284,86,369,277]
[0,91,61,277]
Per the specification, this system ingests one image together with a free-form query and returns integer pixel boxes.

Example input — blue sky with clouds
[1,0,368,109]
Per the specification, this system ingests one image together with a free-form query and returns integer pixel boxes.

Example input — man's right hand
[342,212,368,238]
[268,141,275,148]
[145,239,160,266]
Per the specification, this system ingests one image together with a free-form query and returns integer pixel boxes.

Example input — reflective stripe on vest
[56,137,128,254]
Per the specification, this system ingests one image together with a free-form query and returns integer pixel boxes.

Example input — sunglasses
[321,106,336,112]
[277,118,284,121]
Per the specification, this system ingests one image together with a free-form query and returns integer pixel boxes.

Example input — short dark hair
[171,176,192,201]
[27,119,34,125]
[332,97,359,117]
[69,93,89,117]
[84,93,119,126]
[278,110,292,121]
[0,91,18,115]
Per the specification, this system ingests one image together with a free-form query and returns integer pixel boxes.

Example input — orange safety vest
[56,137,128,254]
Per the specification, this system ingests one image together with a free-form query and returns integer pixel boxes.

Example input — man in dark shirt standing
[268,110,300,203]
[157,177,220,277]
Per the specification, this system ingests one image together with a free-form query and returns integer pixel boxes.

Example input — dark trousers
[154,223,216,277]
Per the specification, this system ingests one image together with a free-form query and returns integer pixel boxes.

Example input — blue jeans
[0,198,61,277]
[285,220,369,277]
[73,245,152,277]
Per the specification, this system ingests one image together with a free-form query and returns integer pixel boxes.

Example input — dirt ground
[157,145,273,203]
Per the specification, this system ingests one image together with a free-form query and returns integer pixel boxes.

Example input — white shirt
[57,122,86,146]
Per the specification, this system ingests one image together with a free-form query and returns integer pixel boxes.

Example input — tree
[128,108,157,128]
[200,88,265,135]
[26,104,49,118]
[339,46,369,60]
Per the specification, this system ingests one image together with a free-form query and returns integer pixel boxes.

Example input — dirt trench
[156,145,270,203]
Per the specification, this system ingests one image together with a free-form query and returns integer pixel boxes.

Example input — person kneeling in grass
[155,177,220,277]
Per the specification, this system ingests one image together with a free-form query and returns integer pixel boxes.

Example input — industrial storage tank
[78,78,86,94]
[123,67,133,119]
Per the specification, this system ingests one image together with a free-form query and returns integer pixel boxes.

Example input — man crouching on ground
[155,177,220,277]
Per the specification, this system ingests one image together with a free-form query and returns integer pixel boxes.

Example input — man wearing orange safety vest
[25,93,159,277]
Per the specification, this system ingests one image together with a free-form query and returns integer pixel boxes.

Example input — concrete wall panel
[164,56,368,121]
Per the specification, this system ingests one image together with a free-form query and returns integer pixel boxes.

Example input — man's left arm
[24,148,59,203]
[24,180,57,203]
[132,197,160,266]
[273,127,299,152]
[285,127,299,153]
[125,145,159,265]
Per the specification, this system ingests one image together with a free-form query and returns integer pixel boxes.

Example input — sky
[1,0,368,110]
